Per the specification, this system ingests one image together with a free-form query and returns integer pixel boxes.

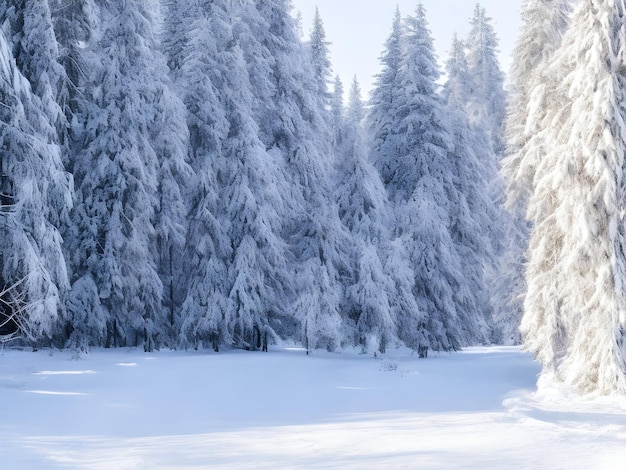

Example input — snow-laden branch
[0,276,31,345]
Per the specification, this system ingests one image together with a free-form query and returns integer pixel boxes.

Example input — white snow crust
[0,346,624,469]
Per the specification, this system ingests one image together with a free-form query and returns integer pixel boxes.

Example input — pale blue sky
[291,0,523,99]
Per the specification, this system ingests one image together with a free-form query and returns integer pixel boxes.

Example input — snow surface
[0,345,625,469]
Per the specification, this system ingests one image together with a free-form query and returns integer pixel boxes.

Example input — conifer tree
[175,0,230,351]
[337,82,397,352]
[462,4,520,343]
[369,7,403,188]
[347,77,365,125]
[0,0,72,226]
[498,0,572,345]
[523,0,626,394]
[466,4,507,155]
[443,34,498,343]
[0,29,71,342]
[502,0,572,213]
[177,0,289,352]
[50,0,98,128]
[161,0,203,76]
[442,35,471,106]
[67,0,182,351]
[330,75,344,146]
[369,4,484,351]
[308,7,332,105]
[151,52,192,345]
[0,1,65,132]
[250,0,351,352]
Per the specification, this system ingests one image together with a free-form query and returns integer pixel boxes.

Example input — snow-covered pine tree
[443,34,498,343]
[336,81,397,352]
[330,75,344,147]
[370,4,482,352]
[465,4,507,155]
[499,1,573,346]
[347,77,365,125]
[369,7,403,189]
[67,0,180,351]
[523,0,626,394]
[308,7,332,107]
[175,0,231,351]
[250,0,351,352]
[456,4,519,344]
[177,0,289,352]
[0,1,74,259]
[345,78,421,354]
[0,1,66,138]
[50,0,98,133]
[0,29,72,342]
[218,43,288,352]
[502,0,572,213]
[398,3,460,350]
[442,34,471,107]
[50,1,97,162]
[149,56,192,345]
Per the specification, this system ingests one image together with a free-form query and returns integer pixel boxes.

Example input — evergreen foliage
[0,1,521,363]
[0,27,71,342]
[367,3,499,352]
[178,0,289,352]
[66,0,180,351]
[251,0,352,353]
[336,79,397,352]
[330,75,344,146]
[465,4,507,155]
[499,0,573,346]
[502,0,572,213]
[308,7,332,105]
[369,7,403,189]
[443,35,499,343]
[518,0,626,395]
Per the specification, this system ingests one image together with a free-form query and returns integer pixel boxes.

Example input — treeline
[0,0,520,354]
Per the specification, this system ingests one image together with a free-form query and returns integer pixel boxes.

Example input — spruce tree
[161,0,203,77]
[523,0,626,394]
[498,1,572,346]
[369,7,404,188]
[0,29,71,342]
[0,1,72,232]
[465,4,507,155]
[67,0,179,351]
[502,0,572,213]
[337,82,397,352]
[330,75,344,146]
[176,0,230,351]
[308,7,332,106]
[177,0,289,352]
[151,49,192,346]
[443,34,498,343]
[250,0,351,352]
[347,77,365,125]
[49,0,98,153]
[369,4,482,352]
[0,1,65,132]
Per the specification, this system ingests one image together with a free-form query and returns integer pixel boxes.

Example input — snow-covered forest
[1,0,626,398]
[0,0,516,354]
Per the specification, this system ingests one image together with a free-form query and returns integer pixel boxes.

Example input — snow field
[1,346,624,469]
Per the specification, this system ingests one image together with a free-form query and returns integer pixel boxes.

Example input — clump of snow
[0,346,624,469]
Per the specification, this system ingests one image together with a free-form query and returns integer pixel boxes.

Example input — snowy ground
[1,345,625,469]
